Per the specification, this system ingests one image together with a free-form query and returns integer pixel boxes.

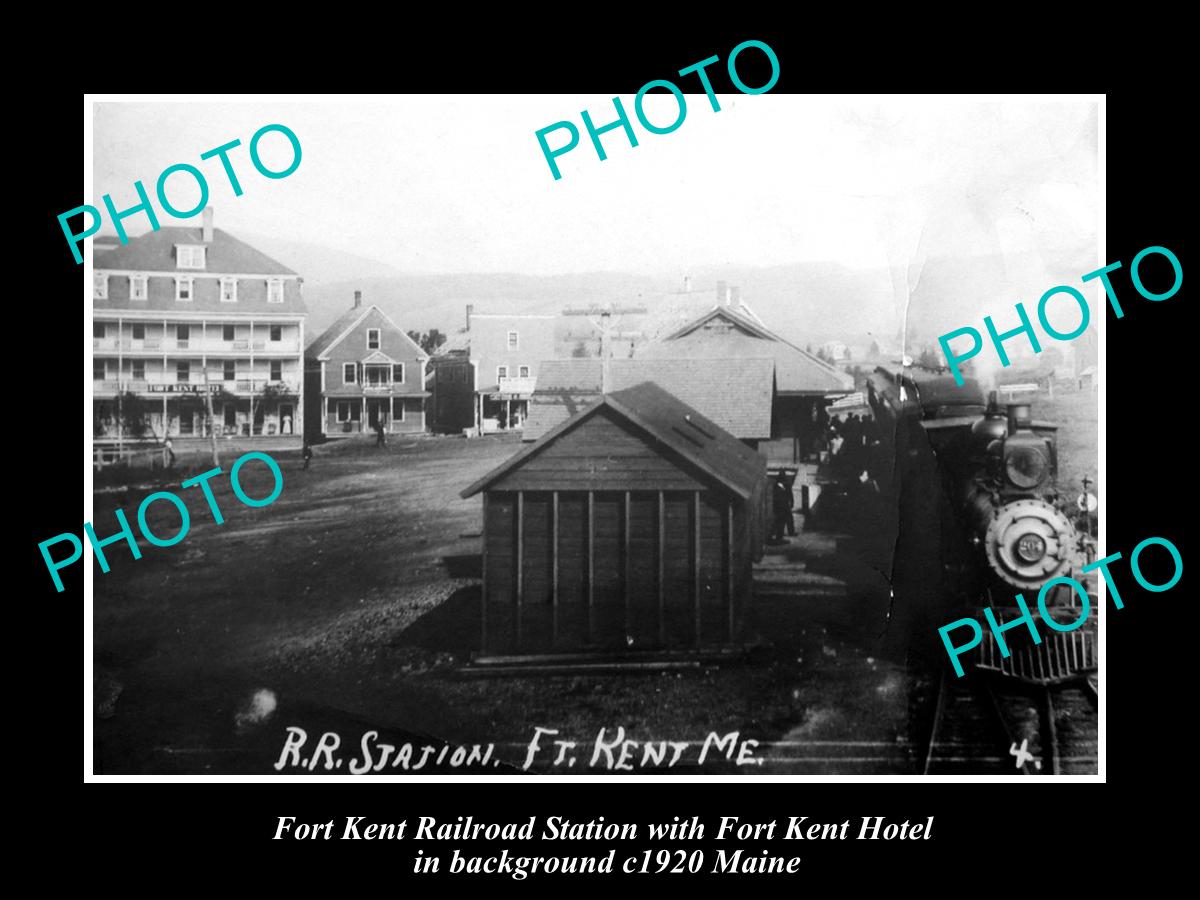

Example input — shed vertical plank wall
[591,493,624,646]
[477,404,765,656]
[557,494,589,644]
[662,492,695,648]
[484,492,517,654]
[627,493,660,647]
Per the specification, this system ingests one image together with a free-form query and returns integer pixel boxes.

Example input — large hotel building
[92,208,306,449]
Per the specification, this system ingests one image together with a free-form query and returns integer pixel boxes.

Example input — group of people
[826,411,880,475]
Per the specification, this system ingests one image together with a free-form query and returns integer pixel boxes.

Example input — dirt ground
[91,387,1098,775]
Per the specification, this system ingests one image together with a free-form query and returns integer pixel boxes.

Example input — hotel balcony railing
[94,379,300,394]
[361,381,403,392]
[95,337,298,353]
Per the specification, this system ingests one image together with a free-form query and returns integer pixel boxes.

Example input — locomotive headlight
[1005,445,1048,489]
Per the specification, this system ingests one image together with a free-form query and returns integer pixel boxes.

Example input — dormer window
[267,278,284,303]
[93,273,108,299]
[176,245,206,269]
[129,274,148,301]
[220,277,237,303]
[175,276,194,302]
[367,328,381,350]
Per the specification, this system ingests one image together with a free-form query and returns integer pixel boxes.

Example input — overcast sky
[91,96,1098,286]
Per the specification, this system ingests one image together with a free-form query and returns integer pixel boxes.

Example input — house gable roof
[306,304,428,361]
[643,306,852,394]
[462,381,765,499]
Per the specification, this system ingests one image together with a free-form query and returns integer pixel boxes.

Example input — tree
[115,390,151,438]
[869,340,881,358]
[916,347,942,369]
[570,340,591,358]
[407,329,449,355]
[251,382,298,434]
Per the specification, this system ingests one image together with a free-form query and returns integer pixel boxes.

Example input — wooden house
[304,291,430,439]
[460,382,767,660]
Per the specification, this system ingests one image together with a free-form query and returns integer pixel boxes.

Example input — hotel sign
[145,384,222,394]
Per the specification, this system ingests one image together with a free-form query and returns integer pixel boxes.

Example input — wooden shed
[460,381,767,660]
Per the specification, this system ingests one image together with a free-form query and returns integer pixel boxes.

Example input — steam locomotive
[864,365,1079,606]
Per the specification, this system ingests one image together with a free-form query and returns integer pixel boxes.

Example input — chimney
[202,207,214,243]
[716,280,728,305]
[730,286,741,307]
[683,275,691,293]
[353,290,362,308]
[466,304,474,331]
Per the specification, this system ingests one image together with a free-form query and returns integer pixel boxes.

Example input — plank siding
[699,494,730,646]
[490,410,705,493]
[556,492,589,647]
[484,492,517,654]
[591,492,625,647]
[662,491,695,648]
[627,492,661,648]
[520,492,554,649]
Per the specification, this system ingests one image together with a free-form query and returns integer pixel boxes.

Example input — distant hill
[230,234,1093,368]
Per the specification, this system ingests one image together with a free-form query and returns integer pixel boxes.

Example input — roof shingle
[524,357,775,441]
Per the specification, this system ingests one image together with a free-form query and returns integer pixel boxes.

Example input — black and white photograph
[82,93,1101,777]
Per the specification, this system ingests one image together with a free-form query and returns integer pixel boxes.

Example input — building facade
[429,308,557,434]
[304,292,430,438]
[93,208,306,449]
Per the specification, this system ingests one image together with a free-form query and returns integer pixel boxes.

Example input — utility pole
[562,303,646,393]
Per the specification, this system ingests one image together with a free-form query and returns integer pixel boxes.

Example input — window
[132,360,145,380]
[93,322,105,339]
[270,325,282,342]
[176,361,190,383]
[365,364,389,386]
[392,398,406,422]
[497,365,508,381]
[223,360,236,381]
[367,328,381,350]
[220,277,237,302]
[175,276,194,301]
[343,363,356,384]
[507,330,518,350]
[392,364,405,383]
[336,401,360,422]
[93,359,105,380]
[177,324,190,342]
[132,323,145,340]
[177,245,206,269]
[267,279,284,303]
[270,361,282,381]
[94,273,108,299]
[223,324,235,341]
[519,365,530,378]
[130,274,148,301]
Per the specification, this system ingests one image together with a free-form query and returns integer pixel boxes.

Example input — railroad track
[922,663,1098,775]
